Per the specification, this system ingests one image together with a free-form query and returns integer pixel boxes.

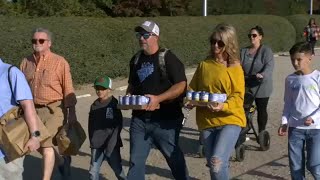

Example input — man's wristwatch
[31,130,41,138]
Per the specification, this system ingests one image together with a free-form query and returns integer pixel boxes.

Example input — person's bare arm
[145,81,186,111]
[158,81,186,102]
[19,99,40,151]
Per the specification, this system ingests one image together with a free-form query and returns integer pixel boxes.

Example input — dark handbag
[56,121,87,155]
[245,75,262,88]
[244,45,262,88]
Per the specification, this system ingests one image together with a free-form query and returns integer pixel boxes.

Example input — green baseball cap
[94,76,112,89]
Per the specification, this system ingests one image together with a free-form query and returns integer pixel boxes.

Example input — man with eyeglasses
[20,28,77,180]
[126,20,189,180]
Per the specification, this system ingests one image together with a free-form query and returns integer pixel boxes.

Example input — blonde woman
[188,23,246,180]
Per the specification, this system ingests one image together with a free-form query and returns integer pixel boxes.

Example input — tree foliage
[0,0,317,17]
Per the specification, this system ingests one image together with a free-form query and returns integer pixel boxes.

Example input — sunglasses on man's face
[210,39,225,48]
[248,34,258,38]
[31,39,49,45]
[136,33,156,40]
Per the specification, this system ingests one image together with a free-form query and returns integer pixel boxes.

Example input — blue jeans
[202,125,241,180]
[288,127,320,180]
[89,148,126,180]
[127,117,189,180]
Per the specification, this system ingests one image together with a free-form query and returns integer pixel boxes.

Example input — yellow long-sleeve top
[189,59,246,130]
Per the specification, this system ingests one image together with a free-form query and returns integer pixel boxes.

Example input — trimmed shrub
[0,15,295,84]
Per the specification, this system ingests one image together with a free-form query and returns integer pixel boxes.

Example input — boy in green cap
[88,75,126,180]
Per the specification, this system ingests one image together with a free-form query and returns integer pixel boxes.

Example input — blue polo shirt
[0,59,33,158]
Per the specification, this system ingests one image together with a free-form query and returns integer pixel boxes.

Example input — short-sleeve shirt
[0,59,33,158]
[128,49,187,121]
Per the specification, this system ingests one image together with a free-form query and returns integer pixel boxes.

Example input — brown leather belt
[34,100,61,108]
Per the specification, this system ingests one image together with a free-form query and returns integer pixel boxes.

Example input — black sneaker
[58,156,71,179]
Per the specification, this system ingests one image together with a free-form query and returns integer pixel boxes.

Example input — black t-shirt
[128,49,187,121]
[88,96,123,149]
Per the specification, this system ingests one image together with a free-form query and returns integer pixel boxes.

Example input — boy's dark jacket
[88,96,123,156]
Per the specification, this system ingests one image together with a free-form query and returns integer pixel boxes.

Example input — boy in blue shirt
[88,75,126,180]
[279,42,320,179]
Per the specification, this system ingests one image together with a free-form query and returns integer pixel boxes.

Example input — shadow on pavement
[180,126,200,136]
[231,155,288,180]
[77,150,91,157]
[179,136,201,158]
[123,117,131,128]
[121,159,199,180]
[23,155,89,180]
[23,152,199,179]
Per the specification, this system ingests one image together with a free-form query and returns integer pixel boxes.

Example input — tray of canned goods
[117,95,159,110]
[184,91,227,107]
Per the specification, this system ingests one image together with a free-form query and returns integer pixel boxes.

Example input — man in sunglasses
[20,28,77,180]
[126,20,189,180]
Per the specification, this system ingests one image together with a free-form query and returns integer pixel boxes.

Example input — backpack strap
[133,50,143,66]
[8,65,19,104]
[158,48,169,80]
[248,45,262,76]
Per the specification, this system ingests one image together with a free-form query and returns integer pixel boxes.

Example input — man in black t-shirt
[126,20,189,180]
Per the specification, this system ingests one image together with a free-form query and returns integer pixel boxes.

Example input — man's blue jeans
[288,127,320,180]
[89,148,126,180]
[127,117,189,180]
[202,125,241,180]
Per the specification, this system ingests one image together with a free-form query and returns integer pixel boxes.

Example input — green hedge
[0,15,295,84]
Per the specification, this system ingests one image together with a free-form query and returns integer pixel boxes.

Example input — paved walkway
[23,50,320,180]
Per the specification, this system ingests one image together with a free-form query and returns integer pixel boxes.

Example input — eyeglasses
[210,39,225,48]
[248,34,258,38]
[136,33,156,40]
[31,39,49,44]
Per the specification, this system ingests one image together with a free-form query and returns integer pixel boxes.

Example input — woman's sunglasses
[136,33,156,40]
[210,39,225,48]
[248,34,258,38]
[31,39,49,44]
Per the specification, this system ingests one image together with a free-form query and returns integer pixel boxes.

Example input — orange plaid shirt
[20,52,77,107]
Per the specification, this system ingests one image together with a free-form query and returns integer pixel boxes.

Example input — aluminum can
[130,95,137,105]
[118,95,123,105]
[141,96,150,105]
[137,96,150,105]
[192,91,200,101]
[218,94,227,102]
[209,93,219,102]
[200,92,209,102]
[124,95,130,105]
[186,90,193,100]
[136,95,142,105]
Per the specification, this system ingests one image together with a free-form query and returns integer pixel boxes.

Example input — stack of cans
[119,95,150,105]
[186,90,227,103]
